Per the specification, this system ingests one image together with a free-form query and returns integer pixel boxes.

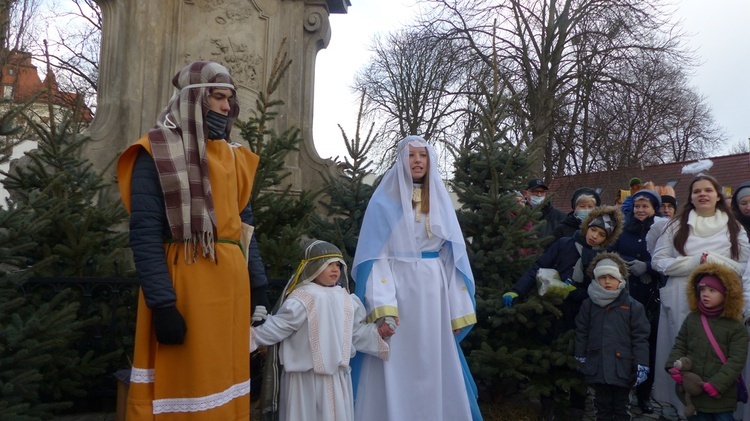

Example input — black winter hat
[570,187,601,210]
[661,195,678,208]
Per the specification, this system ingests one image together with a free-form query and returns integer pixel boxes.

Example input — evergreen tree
[237,42,316,278]
[0,105,120,419]
[2,115,128,277]
[453,73,583,406]
[309,93,378,277]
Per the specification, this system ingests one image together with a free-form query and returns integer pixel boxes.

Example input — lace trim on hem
[152,380,250,414]
[130,367,154,383]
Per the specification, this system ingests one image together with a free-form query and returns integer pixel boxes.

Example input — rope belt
[164,238,244,262]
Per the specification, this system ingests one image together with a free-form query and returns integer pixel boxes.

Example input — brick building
[547,153,750,211]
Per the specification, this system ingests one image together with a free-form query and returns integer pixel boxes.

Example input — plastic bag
[536,268,576,299]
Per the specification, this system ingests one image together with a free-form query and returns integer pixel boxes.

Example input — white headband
[181,82,235,90]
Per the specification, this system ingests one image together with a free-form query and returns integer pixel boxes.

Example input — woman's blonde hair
[413,164,430,214]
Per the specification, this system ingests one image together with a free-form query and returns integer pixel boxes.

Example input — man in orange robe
[117,61,268,420]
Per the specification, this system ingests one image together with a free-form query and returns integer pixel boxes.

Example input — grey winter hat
[593,258,625,285]
[736,187,750,201]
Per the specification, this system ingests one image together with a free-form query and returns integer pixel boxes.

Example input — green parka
[667,262,749,413]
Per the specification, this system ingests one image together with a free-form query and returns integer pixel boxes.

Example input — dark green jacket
[667,262,749,413]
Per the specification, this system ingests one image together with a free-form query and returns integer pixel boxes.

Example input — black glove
[153,306,187,344]
[251,286,271,326]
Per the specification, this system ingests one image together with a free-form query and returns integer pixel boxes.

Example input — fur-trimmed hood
[580,206,623,249]
[687,262,744,321]
[586,252,630,282]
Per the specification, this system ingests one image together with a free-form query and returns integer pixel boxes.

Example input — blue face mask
[528,196,545,207]
[575,209,591,221]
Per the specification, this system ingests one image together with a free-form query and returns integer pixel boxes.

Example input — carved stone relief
[180,0,268,93]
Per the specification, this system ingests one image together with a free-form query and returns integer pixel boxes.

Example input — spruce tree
[0,190,66,419]
[309,93,377,275]
[0,105,121,419]
[453,73,583,406]
[2,115,128,277]
[236,42,316,278]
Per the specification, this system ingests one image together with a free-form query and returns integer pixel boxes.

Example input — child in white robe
[251,240,390,421]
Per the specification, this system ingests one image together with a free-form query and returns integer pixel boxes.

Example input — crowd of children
[499,175,750,421]
[245,175,750,421]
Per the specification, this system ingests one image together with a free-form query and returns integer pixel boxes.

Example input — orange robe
[118,136,259,420]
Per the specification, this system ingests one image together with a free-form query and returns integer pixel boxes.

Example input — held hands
[153,306,187,345]
[377,316,399,338]
[502,292,519,308]
[627,260,647,276]
[635,365,649,386]
[251,306,268,325]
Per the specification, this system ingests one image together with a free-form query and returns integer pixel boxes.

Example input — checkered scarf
[147,61,239,262]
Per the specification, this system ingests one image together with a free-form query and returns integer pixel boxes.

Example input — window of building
[2,85,13,99]
[7,68,15,75]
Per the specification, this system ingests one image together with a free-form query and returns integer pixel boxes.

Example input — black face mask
[205,110,228,140]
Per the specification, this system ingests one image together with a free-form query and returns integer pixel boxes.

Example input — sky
[312,0,750,161]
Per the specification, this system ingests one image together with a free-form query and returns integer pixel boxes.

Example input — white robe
[251,283,389,421]
[651,212,749,415]
[354,213,476,421]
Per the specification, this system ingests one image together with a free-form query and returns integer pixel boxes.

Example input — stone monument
[88,0,349,192]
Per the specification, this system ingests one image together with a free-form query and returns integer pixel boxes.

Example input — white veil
[351,135,475,291]
[350,135,480,420]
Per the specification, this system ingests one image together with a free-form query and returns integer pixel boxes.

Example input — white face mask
[528,196,545,207]
[575,209,591,221]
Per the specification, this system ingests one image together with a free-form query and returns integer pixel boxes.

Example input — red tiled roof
[1,50,92,121]
[546,153,750,210]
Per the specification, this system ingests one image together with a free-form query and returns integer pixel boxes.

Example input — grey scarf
[587,280,624,307]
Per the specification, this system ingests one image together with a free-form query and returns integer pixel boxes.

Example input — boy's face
[699,285,725,309]
[585,226,607,246]
[207,88,233,115]
[597,274,621,291]
[313,261,342,287]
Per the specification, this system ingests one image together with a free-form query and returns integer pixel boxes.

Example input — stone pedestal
[89,0,349,192]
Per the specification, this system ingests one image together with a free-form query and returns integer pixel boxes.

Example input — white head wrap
[352,135,475,320]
